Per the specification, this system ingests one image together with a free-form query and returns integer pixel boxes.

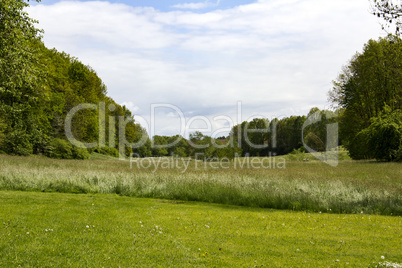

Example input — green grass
[89,152,120,161]
[0,154,400,215]
[0,191,401,267]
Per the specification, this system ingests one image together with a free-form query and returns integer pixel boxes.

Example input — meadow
[0,154,401,267]
[0,154,400,215]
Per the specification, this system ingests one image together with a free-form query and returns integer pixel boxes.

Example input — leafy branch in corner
[371,0,402,36]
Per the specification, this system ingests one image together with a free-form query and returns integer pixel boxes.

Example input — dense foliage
[330,36,402,161]
[363,108,402,161]
[0,0,43,155]
[227,109,338,157]
[0,0,143,158]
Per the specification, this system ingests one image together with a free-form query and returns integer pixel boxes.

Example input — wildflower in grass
[379,261,402,268]
[26,232,29,235]
[382,256,385,259]
[86,225,89,228]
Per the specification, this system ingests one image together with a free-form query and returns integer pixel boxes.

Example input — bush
[46,138,91,160]
[72,147,91,160]
[364,109,402,162]
[3,131,33,156]
[287,148,306,161]
[347,130,373,160]
[93,146,119,158]
[45,138,73,159]
[395,147,402,162]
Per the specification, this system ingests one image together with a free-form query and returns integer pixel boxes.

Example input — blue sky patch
[36,0,257,12]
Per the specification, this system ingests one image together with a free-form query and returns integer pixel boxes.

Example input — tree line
[128,108,338,160]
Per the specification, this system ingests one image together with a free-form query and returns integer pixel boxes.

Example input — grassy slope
[0,191,400,267]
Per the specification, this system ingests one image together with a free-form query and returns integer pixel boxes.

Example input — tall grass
[0,154,400,215]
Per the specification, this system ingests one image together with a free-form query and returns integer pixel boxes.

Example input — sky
[27,0,384,137]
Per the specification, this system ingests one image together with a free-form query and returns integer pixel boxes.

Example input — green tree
[329,36,402,159]
[166,135,190,157]
[276,115,306,155]
[152,135,169,157]
[362,107,402,161]
[135,138,152,158]
[302,108,337,153]
[0,0,44,155]
[245,118,270,156]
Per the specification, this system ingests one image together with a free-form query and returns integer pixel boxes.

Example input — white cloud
[172,2,211,10]
[172,0,221,10]
[121,101,140,113]
[27,0,384,136]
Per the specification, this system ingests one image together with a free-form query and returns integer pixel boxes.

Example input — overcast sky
[28,0,384,137]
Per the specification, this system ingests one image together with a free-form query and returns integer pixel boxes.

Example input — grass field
[0,154,401,266]
[0,191,401,267]
[0,154,400,215]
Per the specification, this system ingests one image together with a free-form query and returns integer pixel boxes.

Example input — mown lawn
[0,191,400,267]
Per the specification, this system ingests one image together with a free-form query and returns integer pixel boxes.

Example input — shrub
[45,138,73,159]
[46,138,91,160]
[347,130,373,160]
[364,109,402,162]
[93,146,119,158]
[3,131,33,156]
[72,147,91,160]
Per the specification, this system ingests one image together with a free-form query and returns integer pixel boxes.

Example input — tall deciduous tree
[0,0,44,155]
[329,36,402,159]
